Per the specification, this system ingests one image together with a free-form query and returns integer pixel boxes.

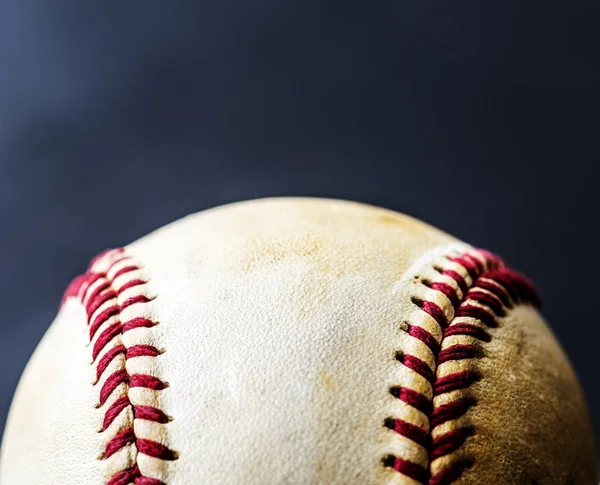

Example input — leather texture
[0,197,596,484]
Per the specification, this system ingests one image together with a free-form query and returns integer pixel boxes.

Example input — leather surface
[0,198,596,484]
[438,304,596,484]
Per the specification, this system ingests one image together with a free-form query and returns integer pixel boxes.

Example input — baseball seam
[381,248,540,485]
[63,248,178,485]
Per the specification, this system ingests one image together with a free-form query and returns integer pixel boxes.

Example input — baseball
[0,197,596,484]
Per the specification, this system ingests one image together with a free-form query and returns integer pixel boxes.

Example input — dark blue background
[1,1,598,449]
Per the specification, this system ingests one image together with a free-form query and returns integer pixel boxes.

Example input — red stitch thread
[443,323,490,342]
[106,466,166,485]
[105,428,136,458]
[85,283,111,314]
[434,370,480,396]
[112,265,138,280]
[430,398,475,428]
[414,299,449,328]
[475,279,512,308]
[118,279,147,293]
[87,290,118,317]
[137,439,178,460]
[430,428,474,460]
[427,282,459,307]
[102,397,131,431]
[134,405,171,423]
[390,386,433,415]
[466,290,505,316]
[407,324,441,355]
[449,256,479,279]
[62,249,177,484]
[90,306,120,340]
[100,369,129,406]
[61,275,89,305]
[437,344,478,364]
[121,295,153,311]
[130,374,167,390]
[385,418,429,447]
[93,321,123,361]
[383,249,540,485]
[123,317,157,332]
[398,353,435,383]
[96,345,126,382]
[440,269,468,295]
[455,305,498,328]
[385,456,429,484]
[127,344,162,358]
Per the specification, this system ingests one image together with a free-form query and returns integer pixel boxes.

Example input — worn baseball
[0,198,596,485]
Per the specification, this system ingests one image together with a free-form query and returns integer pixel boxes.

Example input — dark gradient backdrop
[1,2,598,449]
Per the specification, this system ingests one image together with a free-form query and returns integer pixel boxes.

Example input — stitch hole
[383,417,395,430]
[410,297,424,308]
[421,279,433,288]
[381,454,396,468]
[433,265,444,274]
[394,350,404,362]
[473,346,486,359]
[388,386,401,398]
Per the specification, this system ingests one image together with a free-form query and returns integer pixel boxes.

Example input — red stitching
[123,317,157,332]
[439,269,468,294]
[90,306,120,340]
[384,455,430,484]
[93,321,123,361]
[443,323,490,342]
[130,374,168,390]
[102,397,131,431]
[390,386,433,415]
[430,398,475,428]
[427,282,459,307]
[137,439,178,460]
[127,344,162,358]
[437,344,478,364]
[455,305,498,328]
[383,248,540,484]
[414,299,449,328]
[134,405,171,423]
[96,344,126,382]
[433,370,480,395]
[121,294,153,311]
[105,428,136,458]
[62,249,177,484]
[428,460,473,485]
[100,369,129,406]
[398,353,436,383]
[465,290,505,316]
[430,427,474,460]
[385,418,429,447]
[407,324,441,355]
[106,466,166,485]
